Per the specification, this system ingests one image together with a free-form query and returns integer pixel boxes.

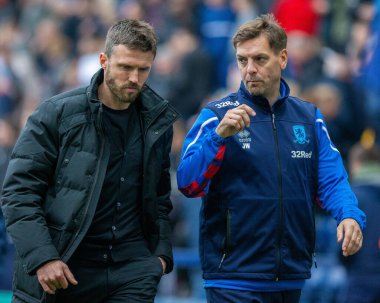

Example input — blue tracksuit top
[177,79,366,288]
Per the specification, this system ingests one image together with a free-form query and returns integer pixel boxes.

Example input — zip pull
[271,113,276,130]
[218,253,226,269]
[96,103,104,135]
[313,252,317,268]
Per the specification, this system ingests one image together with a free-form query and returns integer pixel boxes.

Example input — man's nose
[247,61,258,74]
[129,69,139,83]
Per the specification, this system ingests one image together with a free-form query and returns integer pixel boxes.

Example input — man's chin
[119,98,134,104]
[120,92,139,104]
[248,89,263,97]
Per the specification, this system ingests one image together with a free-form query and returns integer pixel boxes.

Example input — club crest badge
[293,125,309,144]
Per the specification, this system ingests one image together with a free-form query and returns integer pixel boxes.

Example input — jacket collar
[239,78,290,112]
[86,69,103,111]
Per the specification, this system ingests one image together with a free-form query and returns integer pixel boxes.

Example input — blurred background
[0,0,379,302]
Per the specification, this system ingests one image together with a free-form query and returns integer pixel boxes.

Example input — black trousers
[50,255,163,303]
[206,287,302,303]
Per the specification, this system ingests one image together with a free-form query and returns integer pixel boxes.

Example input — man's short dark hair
[104,19,157,57]
[232,13,287,54]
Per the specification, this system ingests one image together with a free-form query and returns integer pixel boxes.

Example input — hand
[36,260,78,294]
[158,257,166,274]
[337,218,363,257]
[215,104,256,138]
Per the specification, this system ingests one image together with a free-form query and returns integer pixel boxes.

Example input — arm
[153,126,175,273]
[177,108,226,197]
[316,109,366,256]
[1,101,77,293]
[177,104,255,197]
[1,100,60,273]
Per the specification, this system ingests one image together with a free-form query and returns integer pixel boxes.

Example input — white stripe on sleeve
[183,117,219,157]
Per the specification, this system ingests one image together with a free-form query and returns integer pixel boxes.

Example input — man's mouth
[247,79,261,83]
[124,86,139,93]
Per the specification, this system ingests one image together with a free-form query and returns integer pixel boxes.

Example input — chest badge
[293,125,310,144]
[237,129,251,149]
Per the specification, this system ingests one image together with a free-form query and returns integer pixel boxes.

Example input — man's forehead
[236,36,272,55]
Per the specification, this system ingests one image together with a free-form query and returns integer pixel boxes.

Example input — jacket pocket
[48,225,75,256]
[13,260,44,303]
[13,290,42,303]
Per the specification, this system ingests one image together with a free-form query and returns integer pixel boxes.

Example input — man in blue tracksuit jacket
[177,14,366,303]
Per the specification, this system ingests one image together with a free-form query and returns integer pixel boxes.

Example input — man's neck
[266,89,281,107]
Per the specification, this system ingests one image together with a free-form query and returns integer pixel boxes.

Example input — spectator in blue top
[177,14,365,303]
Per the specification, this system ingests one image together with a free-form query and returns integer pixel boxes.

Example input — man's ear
[99,52,108,69]
[279,49,288,70]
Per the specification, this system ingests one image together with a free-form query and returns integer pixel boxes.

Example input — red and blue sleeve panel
[177,108,226,198]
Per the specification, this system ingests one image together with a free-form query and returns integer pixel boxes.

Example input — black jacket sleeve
[153,126,174,273]
[1,100,61,275]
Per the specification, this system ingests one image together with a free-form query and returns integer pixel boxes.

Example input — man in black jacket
[1,19,179,303]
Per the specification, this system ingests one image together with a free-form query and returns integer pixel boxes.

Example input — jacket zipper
[61,104,106,260]
[312,201,317,268]
[272,112,284,281]
[218,209,231,269]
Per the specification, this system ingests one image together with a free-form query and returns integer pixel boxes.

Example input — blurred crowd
[0,0,379,302]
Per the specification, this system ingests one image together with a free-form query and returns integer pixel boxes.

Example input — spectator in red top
[272,0,327,37]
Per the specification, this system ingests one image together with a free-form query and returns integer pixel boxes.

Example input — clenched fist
[215,104,256,138]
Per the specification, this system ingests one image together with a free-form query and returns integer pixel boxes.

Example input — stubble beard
[245,76,280,100]
[245,81,265,98]
[105,71,140,105]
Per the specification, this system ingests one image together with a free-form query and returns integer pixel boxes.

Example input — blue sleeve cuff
[210,129,226,145]
[339,211,367,231]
